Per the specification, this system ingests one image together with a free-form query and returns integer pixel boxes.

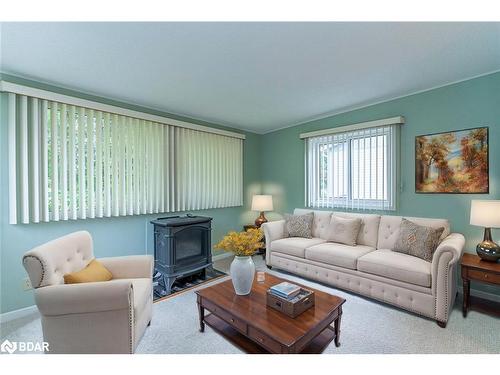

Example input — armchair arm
[98,255,154,279]
[35,280,133,316]
[431,233,465,322]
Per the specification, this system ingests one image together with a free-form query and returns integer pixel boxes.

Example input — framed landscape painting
[415,127,489,193]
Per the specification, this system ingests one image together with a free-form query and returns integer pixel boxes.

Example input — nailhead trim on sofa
[434,255,453,323]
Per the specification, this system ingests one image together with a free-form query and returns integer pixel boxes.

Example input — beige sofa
[262,209,465,327]
[23,231,153,353]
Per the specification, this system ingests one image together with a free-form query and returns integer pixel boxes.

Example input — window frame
[305,124,399,211]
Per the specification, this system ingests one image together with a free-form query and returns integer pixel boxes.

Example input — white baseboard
[0,305,39,324]
[212,252,233,262]
[458,287,500,303]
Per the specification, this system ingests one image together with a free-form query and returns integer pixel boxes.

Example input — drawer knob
[484,274,488,279]
[230,318,235,323]
[259,338,264,343]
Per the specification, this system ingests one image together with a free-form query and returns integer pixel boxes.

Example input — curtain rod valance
[0,80,246,140]
[299,116,405,139]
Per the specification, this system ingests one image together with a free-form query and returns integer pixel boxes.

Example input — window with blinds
[6,92,244,224]
[304,120,402,211]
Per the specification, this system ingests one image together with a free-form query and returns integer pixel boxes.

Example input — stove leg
[164,276,176,295]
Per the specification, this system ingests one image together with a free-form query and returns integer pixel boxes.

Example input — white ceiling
[1,22,500,133]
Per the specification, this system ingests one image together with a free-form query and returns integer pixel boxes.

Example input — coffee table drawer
[203,299,246,332]
[248,326,282,353]
[468,269,500,284]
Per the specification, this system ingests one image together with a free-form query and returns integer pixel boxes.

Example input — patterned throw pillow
[284,213,314,238]
[393,218,445,262]
[326,215,362,246]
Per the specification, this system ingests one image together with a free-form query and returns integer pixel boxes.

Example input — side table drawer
[248,326,282,353]
[203,299,247,332]
[468,269,500,284]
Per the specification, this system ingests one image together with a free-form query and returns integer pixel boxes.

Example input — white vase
[230,255,255,295]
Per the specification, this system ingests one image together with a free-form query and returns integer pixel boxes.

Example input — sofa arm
[262,220,286,245]
[35,280,133,316]
[98,255,153,279]
[431,233,465,322]
[262,220,286,265]
[432,233,465,279]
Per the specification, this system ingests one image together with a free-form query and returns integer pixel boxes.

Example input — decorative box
[266,288,315,318]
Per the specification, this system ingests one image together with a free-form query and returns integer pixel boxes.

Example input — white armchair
[23,231,153,354]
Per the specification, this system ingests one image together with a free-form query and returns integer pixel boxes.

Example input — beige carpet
[1,255,499,354]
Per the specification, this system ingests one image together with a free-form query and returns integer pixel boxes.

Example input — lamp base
[254,212,268,228]
[476,228,500,262]
[476,242,500,262]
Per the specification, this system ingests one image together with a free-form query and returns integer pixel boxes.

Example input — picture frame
[415,127,489,194]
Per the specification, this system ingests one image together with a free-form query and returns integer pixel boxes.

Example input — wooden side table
[243,224,266,259]
[461,253,500,317]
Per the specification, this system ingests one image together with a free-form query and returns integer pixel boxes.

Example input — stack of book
[268,282,301,300]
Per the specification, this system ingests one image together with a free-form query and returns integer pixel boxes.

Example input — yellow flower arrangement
[214,228,264,257]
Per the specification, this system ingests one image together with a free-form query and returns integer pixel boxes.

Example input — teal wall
[2,71,500,314]
[261,72,500,297]
[0,75,262,314]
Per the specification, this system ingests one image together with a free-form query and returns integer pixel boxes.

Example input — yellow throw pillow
[64,259,113,284]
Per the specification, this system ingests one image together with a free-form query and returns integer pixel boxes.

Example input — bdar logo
[1,339,17,354]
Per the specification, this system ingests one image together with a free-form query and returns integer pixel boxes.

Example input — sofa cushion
[393,219,445,262]
[357,249,432,287]
[333,212,381,248]
[284,213,314,238]
[377,215,450,250]
[326,215,362,246]
[305,243,376,270]
[271,237,326,258]
[293,209,332,239]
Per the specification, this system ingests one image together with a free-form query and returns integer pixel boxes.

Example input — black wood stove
[151,214,213,296]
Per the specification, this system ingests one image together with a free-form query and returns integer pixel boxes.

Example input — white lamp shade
[251,195,273,212]
[470,200,500,228]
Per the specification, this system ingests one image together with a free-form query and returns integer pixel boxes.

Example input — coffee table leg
[334,309,342,347]
[197,301,205,333]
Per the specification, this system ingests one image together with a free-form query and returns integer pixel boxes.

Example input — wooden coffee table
[195,273,345,354]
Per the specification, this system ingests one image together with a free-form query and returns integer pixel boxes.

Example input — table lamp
[470,200,500,262]
[251,195,273,227]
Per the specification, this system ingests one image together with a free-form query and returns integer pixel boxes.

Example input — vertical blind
[7,93,243,224]
[305,124,398,211]
[175,127,243,211]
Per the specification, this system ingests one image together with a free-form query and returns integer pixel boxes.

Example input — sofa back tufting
[333,212,381,248]
[376,216,450,250]
[293,208,331,239]
[291,208,450,250]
